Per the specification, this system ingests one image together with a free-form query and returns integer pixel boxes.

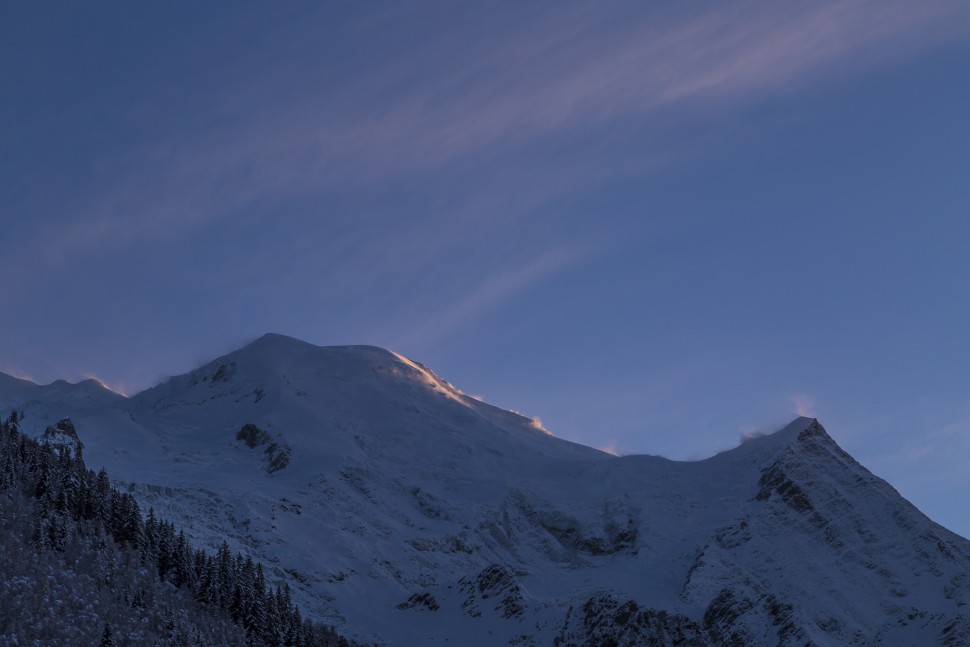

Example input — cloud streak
[295,0,969,173]
[385,243,590,350]
[4,0,967,317]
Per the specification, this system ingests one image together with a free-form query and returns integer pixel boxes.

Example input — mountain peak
[708,416,821,466]
[775,416,846,459]
[245,332,318,351]
[780,416,836,454]
[244,332,392,353]
[2,343,969,646]
[771,415,820,440]
[230,333,402,368]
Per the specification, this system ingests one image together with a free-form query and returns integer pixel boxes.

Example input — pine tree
[99,622,117,647]
[94,467,112,523]
[144,506,159,560]
[173,529,194,587]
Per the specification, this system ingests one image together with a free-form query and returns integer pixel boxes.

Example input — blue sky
[2,1,969,537]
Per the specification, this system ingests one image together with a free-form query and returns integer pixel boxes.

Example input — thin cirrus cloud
[382,244,590,351]
[179,0,969,199]
[300,0,969,173]
[3,0,966,302]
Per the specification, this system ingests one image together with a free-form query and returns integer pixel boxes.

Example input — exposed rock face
[555,595,710,647]
[458,564,527,620]
[43,418,84,454]
[236,422,271,448]
[397,592,440,611]
[537,509,638,557]
[235,423,290,474]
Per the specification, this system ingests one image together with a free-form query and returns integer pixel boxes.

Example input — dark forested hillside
[0,412,357,647]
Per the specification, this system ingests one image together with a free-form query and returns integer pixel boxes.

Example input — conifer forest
[0,413,359,647]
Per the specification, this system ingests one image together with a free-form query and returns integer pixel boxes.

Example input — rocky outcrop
[235,423,290,474]
[396,592,440,611]
[458,564,526,619]
[43,418,83,455]
[555,594,710,647]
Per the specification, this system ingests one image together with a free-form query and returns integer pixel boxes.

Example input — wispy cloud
[326,0,966,169]
[386,244,590,350]
[0,365,37,383]
[791,393,817,417]
[4,0,967,307]
[739,426,767,443]
[266,0,967,178]
[597,442,622,457]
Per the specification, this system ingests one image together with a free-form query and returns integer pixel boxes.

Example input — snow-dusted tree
[98,623,116,647]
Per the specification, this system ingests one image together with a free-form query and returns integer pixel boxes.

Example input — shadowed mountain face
[2,334,969,646]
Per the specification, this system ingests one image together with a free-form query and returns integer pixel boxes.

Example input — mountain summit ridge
[0,334,824,464]
[1,337,968,645]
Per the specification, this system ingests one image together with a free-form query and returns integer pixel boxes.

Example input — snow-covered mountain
[2,333,968,645]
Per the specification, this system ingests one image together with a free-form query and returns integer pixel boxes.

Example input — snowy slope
[2,334,968,646]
